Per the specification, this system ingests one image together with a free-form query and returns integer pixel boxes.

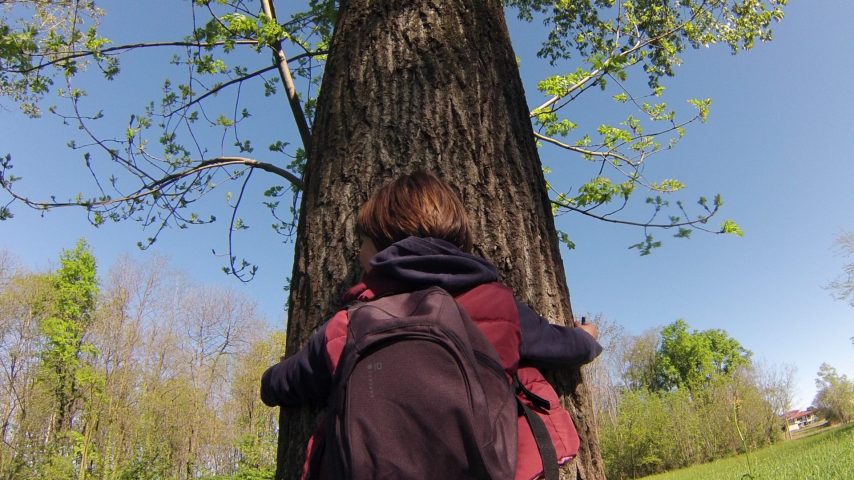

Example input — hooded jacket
[261,237,602,479]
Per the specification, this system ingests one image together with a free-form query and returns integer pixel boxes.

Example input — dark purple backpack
[315,286,517,480]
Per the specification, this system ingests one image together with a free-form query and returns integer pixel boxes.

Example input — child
[261,171,602,479]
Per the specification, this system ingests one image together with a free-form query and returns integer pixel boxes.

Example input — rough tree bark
[279,0,605,478]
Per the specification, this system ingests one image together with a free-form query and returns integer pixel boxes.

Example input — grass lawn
[640,424,854,480]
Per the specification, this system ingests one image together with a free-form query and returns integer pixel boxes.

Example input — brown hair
[357,171,473,252]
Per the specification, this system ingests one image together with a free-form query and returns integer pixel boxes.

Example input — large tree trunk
[280,0,605,478]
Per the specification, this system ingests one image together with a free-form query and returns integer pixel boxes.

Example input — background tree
[827,231,854,308]
[753,360,797,438]
[582,315,624,425]
[620,328,660,392]
[0,251,16,287]
[0,246,284,479]
[590,319,786,479]
[655,319,751,392]
[814,363,854,425]
[0,261,53,476]
[37,240,100,478]
[227,330,285,479]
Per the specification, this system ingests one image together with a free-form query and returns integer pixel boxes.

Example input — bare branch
[826,231,854,307]
[226,168,255,282]
[550,197,720,231]
[0,156,302,211]
[534,132,638,166]
[9,40,262,74]
[164,49,327,117]
[260,0,313,156]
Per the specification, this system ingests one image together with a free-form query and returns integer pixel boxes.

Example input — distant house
[784,407,819,432]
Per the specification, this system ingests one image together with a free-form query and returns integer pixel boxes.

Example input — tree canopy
[590,318,790,479]
[617,319,752,393]
[814,363,854,425]
[0,246,281,479]
[0,0,788,271]
[655,319,752,391]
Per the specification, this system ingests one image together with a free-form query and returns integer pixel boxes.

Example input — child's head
[356,171,473,253]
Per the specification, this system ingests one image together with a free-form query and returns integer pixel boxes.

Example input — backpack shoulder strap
[515,375,560,480]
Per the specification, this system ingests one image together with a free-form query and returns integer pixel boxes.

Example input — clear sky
[1,1,852,409]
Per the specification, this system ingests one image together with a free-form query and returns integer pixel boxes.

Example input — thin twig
[227,168,255,282]
[550,197,719,231]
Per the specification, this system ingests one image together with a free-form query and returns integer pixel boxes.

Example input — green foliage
[200,465,275,480]
[655,319,752,392]
[629,234,662,256]
[0,0,786,261]
[0,0,337,270]
[0,1,104,116]
[575,176,623,207]
[0,249,282,478]
[687,98,712,123]
[54,239,98,322]
[721,219,744,237]
[601,390,671,477]
[39,240,98,377]
[116,448,175,480]
[510,0,787,251]
[599,320,787,479]
[19,240,101,477]
[601,370,781,479]
[558,229,576,250]
[536,69,592,98]
[39,239,99,409]
[814,363,854,425]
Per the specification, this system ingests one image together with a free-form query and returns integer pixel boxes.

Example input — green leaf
[558,230,576,250]
[674,228,692,239]
[720,219,744,237]
[687,98,712,122]
[629,234,662,256]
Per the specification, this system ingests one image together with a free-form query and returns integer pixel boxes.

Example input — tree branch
[164,50,326,117]
[529,3,707,116]
[225,168,256,282]
[260,0,313,157]
[0,156,302,211]
[550,197,720,231]
[534,132,638,166]
[9,40,261,74]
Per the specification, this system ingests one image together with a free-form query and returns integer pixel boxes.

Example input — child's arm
[517,301,603,368]
[260,324,332,407]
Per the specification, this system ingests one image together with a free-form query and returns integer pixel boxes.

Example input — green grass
[640,424,854,480]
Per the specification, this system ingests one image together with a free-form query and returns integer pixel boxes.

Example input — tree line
[814,363,854,426]
[584,317,798,479]
[0,242,282,479]
[6,241,851,480]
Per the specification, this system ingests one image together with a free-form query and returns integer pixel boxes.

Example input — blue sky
[1,1,852,409]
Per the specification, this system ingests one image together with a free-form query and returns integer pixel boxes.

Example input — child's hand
[574,320,599,340]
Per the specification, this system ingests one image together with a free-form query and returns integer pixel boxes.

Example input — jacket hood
[365,236,499,294]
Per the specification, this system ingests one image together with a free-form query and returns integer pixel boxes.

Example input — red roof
[784,409,815,421]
